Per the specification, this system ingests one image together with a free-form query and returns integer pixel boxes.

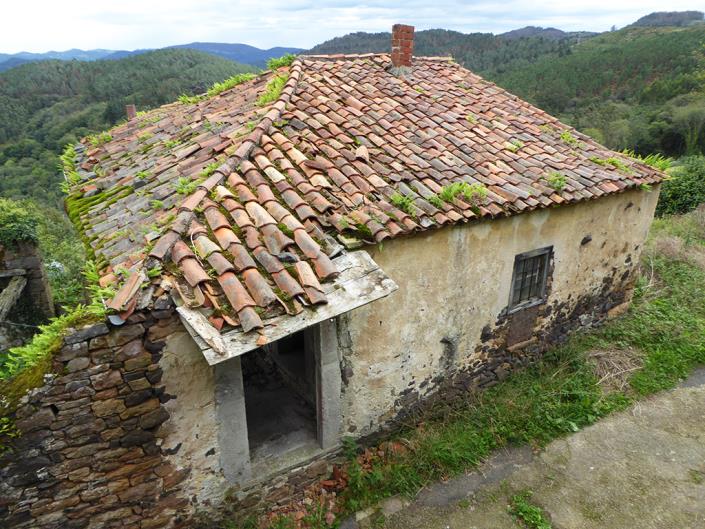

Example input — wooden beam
[0,276,27,322]
[179,250,398,366]
[0,269,26,278]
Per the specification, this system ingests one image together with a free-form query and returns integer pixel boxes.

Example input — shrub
[267,53,297,71]
[656,156,705,215]
[0,199,38,247]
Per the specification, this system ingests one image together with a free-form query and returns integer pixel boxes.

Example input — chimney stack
[391,24,414,68]
[125,104,137,120]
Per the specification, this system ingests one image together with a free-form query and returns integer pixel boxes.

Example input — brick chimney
[125,104,137,120]
[391,24,414,68]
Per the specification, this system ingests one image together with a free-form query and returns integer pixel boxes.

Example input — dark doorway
[242,328,318,471]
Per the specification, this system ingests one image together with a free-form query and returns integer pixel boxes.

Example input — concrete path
[352,368,705,529]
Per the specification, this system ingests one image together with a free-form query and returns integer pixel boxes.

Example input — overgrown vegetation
[544,172,568,191]
[656,156,705,215]
[589,156,632,173]
[206,73,257,98]
[257,74,288,106]
[0,49,256,206]
[267,53,297,70]
[0,261,110,379]
[510,491,553,529]
[0,198,39,247]
[389,192,416,216]
[176,176,200,195]
[438,181,488,205]
[208,205,705,528]
[622,149,672,171]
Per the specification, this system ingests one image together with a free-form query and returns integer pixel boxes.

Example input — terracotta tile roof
[67,53,665,337]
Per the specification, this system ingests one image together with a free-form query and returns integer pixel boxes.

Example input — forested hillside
[494,26,705,156]
[310,29,578,77]
[0,48,257,206]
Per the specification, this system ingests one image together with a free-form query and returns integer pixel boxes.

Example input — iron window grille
[509,246,552,311]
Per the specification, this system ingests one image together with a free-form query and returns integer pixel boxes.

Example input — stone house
[1,25,664,528]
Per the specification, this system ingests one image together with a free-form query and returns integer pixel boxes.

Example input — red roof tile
[69,53,666,336]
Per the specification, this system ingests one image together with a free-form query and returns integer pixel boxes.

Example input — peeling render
[340,188,659,435]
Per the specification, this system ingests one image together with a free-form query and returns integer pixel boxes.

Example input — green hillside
[310,29,578,78]
[494,26,705,155]
[0,48,257,206]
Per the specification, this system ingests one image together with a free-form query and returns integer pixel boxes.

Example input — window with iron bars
[509,247,552,310]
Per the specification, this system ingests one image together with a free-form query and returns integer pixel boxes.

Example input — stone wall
[340,187,660,435]
[0,310,191,529]
[0,241,54,353]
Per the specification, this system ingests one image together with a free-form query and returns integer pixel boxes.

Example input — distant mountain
[11,48,116,61]
[628,11,704,28]
[0,43,304,73]
[170,43,303,68]
[0,57,32,72]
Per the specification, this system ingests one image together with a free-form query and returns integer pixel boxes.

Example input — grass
[438,181,488,206]
[390,192,416,216]
[589,156,633,173]
[559,130,580,147]
[510,491,553,529]
[179,72,258,104]
[87,131,112,147]
[257,74,289,107]
[507,139,524,153]
[544,172,567,191]
[622,150,672,171]
[205,207,705,529]
[207,73,257,98]
[176,176,200,195]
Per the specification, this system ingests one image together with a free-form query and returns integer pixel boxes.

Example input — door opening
[242,328,319,471]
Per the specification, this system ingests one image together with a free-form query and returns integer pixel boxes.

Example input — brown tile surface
[70,53,665,336]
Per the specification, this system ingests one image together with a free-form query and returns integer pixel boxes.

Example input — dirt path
[349,369,705,529]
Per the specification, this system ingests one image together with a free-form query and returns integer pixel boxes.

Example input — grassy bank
[206,207,705,529]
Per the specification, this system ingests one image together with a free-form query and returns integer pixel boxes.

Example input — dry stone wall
[0,310,192,529]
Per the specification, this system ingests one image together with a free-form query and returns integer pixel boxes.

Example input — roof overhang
[177,250,397,365]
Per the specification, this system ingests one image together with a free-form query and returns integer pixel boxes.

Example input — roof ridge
[109,60,307,309]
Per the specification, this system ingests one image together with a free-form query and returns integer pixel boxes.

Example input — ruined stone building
[0,240,55,355]
[1,25,664,528]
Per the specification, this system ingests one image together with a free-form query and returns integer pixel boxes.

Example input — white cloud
[2,0,704,53]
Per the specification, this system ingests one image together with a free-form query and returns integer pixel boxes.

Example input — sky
[2,0,704,53]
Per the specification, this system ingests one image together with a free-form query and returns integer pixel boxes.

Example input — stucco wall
[160,330,223,505]
[340,188,660,435]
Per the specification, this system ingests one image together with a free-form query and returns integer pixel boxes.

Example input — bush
[656,156,705,215]
[0,198,38,247]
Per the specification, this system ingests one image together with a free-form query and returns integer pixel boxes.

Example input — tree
[672,102,705,154]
